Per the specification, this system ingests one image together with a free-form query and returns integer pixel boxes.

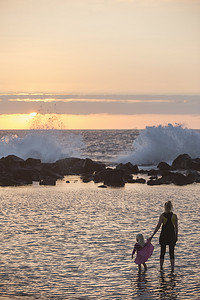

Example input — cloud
[0,94,199,115]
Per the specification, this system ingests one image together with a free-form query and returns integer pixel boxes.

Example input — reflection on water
[130,271,150,299]
[159,272,177,299]
[0,181,200,299]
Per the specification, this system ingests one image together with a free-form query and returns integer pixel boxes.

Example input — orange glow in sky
[0,113,199,130]
[0,1,199,129]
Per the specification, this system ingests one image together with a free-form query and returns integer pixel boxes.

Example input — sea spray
[0,130,84,163]
[116,124,200,165]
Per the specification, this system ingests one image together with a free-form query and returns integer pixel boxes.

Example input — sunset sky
[0,0,199,129]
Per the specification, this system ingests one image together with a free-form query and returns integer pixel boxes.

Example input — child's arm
[131,246,136,259]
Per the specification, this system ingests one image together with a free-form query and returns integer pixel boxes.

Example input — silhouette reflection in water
[130,270,178,299]
[130,271,153,299]
[159,272,178,299]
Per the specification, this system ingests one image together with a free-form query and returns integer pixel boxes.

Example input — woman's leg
[138,264,141,272]
[160,244,166,270]
[169,244,175,272]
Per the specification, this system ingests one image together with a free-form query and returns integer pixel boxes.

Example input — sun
[29,112,37,117]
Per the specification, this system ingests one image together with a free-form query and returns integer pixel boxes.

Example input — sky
[0,0,200,129]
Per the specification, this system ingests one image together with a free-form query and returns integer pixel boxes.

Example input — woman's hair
[136,234,145,247]
[164,201,173,213]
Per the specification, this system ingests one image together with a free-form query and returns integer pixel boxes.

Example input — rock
[93,168,112,183]
[157,162,174,171]
[39,177,56,186]
[135,178,146,184]
[149,175,158,180]
[171,154,198,170]
[54,157,85,175]
[172,173,195,186]
[116,162,139,174]
[172,154,191,170]
[40,164,63,179]
[103,169,125,187]
[24,158,41,168]
[127,178,136,183]
[123,173,133,183]
[147,179,162,186]
[1,155,24,168]
[147,169,160,176]
[98,184,107,188]
[10,167,34,184]
[0,176,22,186]
[189,158,200,171]
[82,158,105,173]
[81,173,93,183]
[186,170,200,181]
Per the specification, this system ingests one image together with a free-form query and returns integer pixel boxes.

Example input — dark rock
[24,158,41,167]
[147,179,162,186]
[116,162,139,174]
[149,175,158,180]
[103,169,125,187]
[127,178,136,183]
[157,162,174,171]
[40,164,63,179]
[147,169,160,176]
[135,178,146,184]
[189,159,200,171]
[81,173,93,183]
[172,154,200,171]
[54,157,85,175]
[98,184,107,188]
[82,158,105,173]
[172,173,195,186]
[172,154,191,170]
[1,155,24,168]
[39,177,56,186]
[93,168,112,183]
[11,167,34,184]
[0,176,22,186]
[123,173,133,182]
[186,170,200,181]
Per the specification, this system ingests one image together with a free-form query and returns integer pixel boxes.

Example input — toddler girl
[132,233,154,272]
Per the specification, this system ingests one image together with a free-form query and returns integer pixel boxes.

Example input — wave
[0,131,84,163]
[116,124,200,165]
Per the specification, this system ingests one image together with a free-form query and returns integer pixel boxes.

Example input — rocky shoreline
[0,154,200,187]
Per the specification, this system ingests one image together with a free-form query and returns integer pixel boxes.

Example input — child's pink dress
[133,239,154,264]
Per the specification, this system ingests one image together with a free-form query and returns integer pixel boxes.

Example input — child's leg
[143,263,147,271]
[138,264,141,272]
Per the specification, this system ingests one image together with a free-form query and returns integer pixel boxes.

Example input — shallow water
[0,179,199,299]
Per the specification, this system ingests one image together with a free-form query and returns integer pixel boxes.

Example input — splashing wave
[116,124,200,165]
[0,131,84,163]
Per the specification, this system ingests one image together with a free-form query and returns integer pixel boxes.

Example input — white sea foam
[0,131,84,163]
[117,124,200,165]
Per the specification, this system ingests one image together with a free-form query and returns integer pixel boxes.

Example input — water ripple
[0,182,200,299]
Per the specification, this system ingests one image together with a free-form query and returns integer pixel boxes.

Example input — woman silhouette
[150,201,178,272]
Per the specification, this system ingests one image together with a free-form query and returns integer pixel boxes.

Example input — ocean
[0,125,200,299]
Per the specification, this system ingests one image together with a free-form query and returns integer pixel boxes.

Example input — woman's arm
[150,214,163,239]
